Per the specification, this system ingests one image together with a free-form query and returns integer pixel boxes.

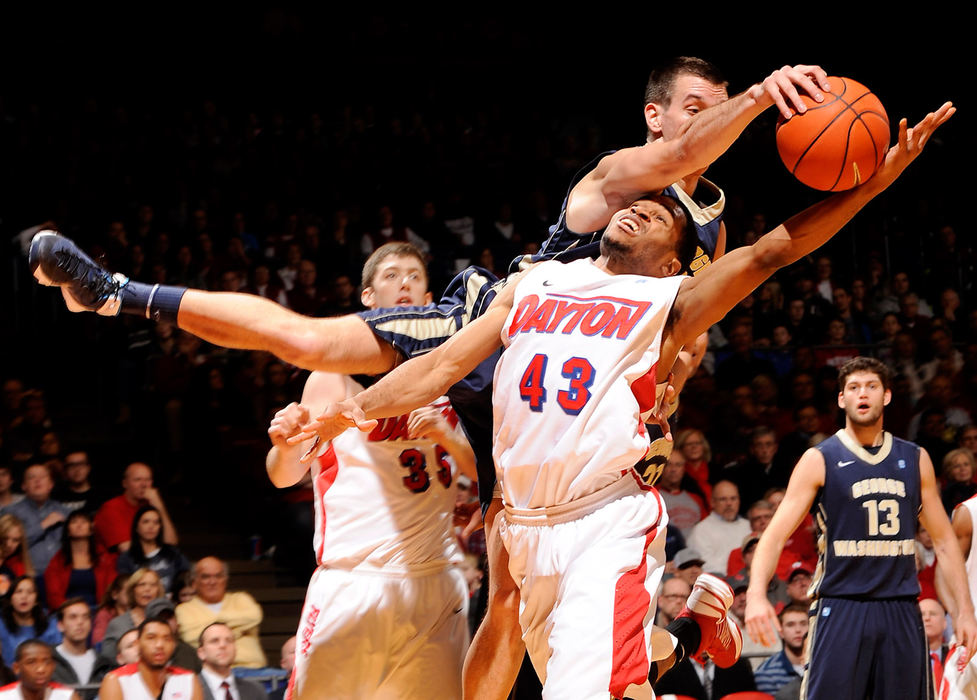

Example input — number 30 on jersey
[519,353,595,415]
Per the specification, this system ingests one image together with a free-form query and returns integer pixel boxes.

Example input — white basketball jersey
[493,259,685,509]
[109,665,196,700]
[0,684,74,700]
[313,377,463,573]
[958,495,977,610]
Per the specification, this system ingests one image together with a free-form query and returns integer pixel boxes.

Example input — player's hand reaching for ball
[752,65,832,120]
[268,402,311,450]
[871,101,955,190]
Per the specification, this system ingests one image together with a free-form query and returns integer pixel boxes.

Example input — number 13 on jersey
[519,353,595,415]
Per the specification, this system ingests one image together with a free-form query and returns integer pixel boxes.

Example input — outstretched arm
[666,102,955,351]
[178,291,401,375]
[292,277,520,446]
[266,371,348,487]
[746,447,825,647]
[567,65,831,232]
[920,448,977,661]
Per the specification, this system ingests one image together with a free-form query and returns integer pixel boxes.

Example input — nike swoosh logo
[453,608,464,614]
[838,460,855,467]
[542,280,554,286]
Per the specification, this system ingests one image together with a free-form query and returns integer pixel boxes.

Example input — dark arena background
[0,8,972,676]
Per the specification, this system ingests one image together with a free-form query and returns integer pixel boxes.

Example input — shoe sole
[29,231,60,285]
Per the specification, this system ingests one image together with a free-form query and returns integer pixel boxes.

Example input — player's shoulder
[166,665,195,675]
[109,662,141,677]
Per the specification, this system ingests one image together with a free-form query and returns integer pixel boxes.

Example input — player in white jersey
[1,641,78,700]
[938,487,977,699]
[99,618,202,700]
[266,243,476,700]
[296,100,954,699]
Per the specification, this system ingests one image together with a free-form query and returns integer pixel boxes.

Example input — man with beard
[98,618,203,700]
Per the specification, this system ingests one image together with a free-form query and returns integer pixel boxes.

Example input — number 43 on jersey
[519,353,595,415]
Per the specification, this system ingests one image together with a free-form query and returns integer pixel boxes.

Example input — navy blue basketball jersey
[812,430,922,599]
[509,149,725,276]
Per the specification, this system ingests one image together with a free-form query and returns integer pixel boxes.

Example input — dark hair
[778,602,809,622]
[361,242,427,289]
[14,638,52,662]
[98,575,127,613]
[199,621,232,646]
[137,615,174,637]
[644,56,726,107]
[1,576,50,636]
[628,192,697,273]
[56,597,90,622]
[59,510,98,568]
[128,505,165,565]
[837,356,892,392]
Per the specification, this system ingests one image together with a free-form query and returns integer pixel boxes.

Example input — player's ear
[837,391,845,410]
[361,287,375,307]
[423,291,433,304]
[661,255,681,278]
[644,102,664,138]
[883,388,892,406]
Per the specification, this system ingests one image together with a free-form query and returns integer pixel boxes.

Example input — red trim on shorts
[608,522,658,698]
[284,664,298,700]
[315,444,340,564]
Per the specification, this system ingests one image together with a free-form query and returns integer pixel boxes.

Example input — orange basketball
[776,76,889,191]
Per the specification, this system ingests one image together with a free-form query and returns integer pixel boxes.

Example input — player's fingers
[350,413,379,433]
[769,74,802,118]
[299,435,321,464]
[286,428,318,446]
[784,68,823,103]
[797,64,831,93]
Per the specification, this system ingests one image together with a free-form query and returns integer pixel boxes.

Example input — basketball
[776,76,889,191]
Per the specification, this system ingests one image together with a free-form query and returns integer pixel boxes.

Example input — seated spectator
[0,465,23,510]
[92,575,127,648]
[657,451,707,538]
[920,597,949,691]
[115,506,191,596]
[941,448,977,514]
[94,463,178,554]
[781,568,813,611]
[44,511,117,610]
[674,429,713,503]
[113,628,140,667]
[0,576,61,665]
[754,603,809,695]
[655,577,691,628]
[268,637,295,700]
[197,623,268,700]
[52,451,105,516]
[1,464,70,573]
[672,549,705,589]
[100,569,165,661]
[175,557,267,670]
[98,617,204,700]
[687,480,752,575]
[4,639,77,700]
[726,575,777,670]
[0,514,34,596]
[727,501,806,582]
[145,598,200,673]
[652,651,756,699]
[174,571,195,604]
[52,598,113,693]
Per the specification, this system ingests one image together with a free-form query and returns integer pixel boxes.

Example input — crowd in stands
[1,36,975,697]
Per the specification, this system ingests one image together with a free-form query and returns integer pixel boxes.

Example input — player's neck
[139,663,169,693]
[844,421,885,447]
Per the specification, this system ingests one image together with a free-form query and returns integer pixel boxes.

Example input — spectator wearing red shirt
[93,463,178,554]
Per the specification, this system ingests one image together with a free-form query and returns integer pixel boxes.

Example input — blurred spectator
[92,575,128,648]
[715,323,776,391]
[5,392,54,468]
[658,451,707,538]
[672,549,705,591]
[655,577,691,628]
[920,597,949,691]
[936,288,966,340]
[688,481,752,575]
[101,569,166,661]
[113,628,140,666]
[115,506,190,596]
[52,598,111,693]
[831,286,872,344]
[653,651,756,699]
[887,331,927,404]
[0,466,22,510]
[958,424,977,454]
[0,576,61,665]
[144,598,200,673]
[674,429,713,503]
[726,575,775,669]
[197,622,268,700]
[243,264,288,306]
[94,463,178,554]
[814,318,859,369]
[1,464,70,573]
[754,603,808,695]
[0,515,34,594]
[783,568,813,609]
[52,451,105,516]
[921,327,964,380]
[723,427,791,514]
[44,511,116,611]
[286,260,330,317]
[175,557,267,669]
[941,449,977,514]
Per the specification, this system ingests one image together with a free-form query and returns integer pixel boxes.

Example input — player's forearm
[157,503,179,546]
[747,535,782,599]
[439,431,477,481]
[178,291,398,375]
[265,446,310,488]
[357,351,462,421]
[670,88,769,170]
[933,535,976,619]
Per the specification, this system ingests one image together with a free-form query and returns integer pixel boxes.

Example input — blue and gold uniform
[359,152,726,506]
[802,429,930,700]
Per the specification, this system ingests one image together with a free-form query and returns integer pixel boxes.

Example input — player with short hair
[267,243,475,699]
[291,102,956,699]
[98,617,203,700]
[0,640,78,700]
[746,356,977,700]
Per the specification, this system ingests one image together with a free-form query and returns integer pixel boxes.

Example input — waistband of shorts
[503,474,643,526]
[318,559,459,577]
